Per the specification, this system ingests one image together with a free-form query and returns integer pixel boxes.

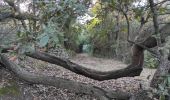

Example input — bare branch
[0,12,13,21]
[159,22,170,24]
[145,0,169,10]
[0,12,39,21]
[159,12,170,15]
[4,0,15,8]
[149,0,159,35]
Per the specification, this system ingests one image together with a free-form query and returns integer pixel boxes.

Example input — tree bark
[150,58,170,87]
[148,0,170,89]
[148,0,159,35]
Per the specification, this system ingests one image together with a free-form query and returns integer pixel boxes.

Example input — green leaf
[159,94,165,100]
[39,35,49,47]
[159,84,165,91]
[167,76,170,86]
[159,7,167,14]
[37,33,46,39]
[0,47,3,53]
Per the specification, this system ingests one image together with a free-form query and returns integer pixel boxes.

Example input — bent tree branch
[26,50,143,81]
[1,36,157,81]
[0,55,131,100]
[0,12,39,21]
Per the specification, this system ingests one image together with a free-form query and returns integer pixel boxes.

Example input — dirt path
[71,53,127,71]
[71,53,156,80]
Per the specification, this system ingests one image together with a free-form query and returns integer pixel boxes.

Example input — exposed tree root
[0,55,131,100]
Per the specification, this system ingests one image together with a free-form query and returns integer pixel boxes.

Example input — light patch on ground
[71,53,156,80]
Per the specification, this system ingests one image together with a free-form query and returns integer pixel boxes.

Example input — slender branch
[0,12,13,21]
[20,20,28,30]
[149,0,159,35]
[4,0,15,8]
[159,12,170,15]
[145,0,168,10]
[159,22,170,24]
[117,4,158,58]
[127,39,158,58]
[0,12,40,21]
[2,0,59,22]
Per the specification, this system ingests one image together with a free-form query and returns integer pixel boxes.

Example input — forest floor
[0,53,156,100]
[72,54,156,79]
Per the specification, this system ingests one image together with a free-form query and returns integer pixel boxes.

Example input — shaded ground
[0,53,156,100]
[71,54,127,71]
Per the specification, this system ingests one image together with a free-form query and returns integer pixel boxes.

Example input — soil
[0,53,156,100]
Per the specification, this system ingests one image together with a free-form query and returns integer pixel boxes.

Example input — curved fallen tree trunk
[0,55,131,100]
[26,51,143,81]
[1,37,157,81]
[25,36,157,80]
[0,36,157,99]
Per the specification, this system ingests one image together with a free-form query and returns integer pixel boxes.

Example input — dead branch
[1,0,59,22]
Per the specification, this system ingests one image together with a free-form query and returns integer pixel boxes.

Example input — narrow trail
[71,53,127,71]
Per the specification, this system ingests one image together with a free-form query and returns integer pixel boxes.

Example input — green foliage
[86,18,101,30]
[144,51,158,69]
[0,80,20,96]
[37,21,64,48]
[16,30,32,43]
[159,7,167,14]
[132,7,144,20]
[86,13,114,41]
[20,44,35,54]
[90,2,102,15]
[83,44,93,54]
[154,75,170,100]
[38,34,49,47]
[9,0,89,52]
[0,85,19,96]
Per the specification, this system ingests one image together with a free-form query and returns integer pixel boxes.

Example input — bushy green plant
[37,20,64,48]
[144,51,158,69]
[154,75,170,100]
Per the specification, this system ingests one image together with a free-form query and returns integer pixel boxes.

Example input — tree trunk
[150,57,170,87]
